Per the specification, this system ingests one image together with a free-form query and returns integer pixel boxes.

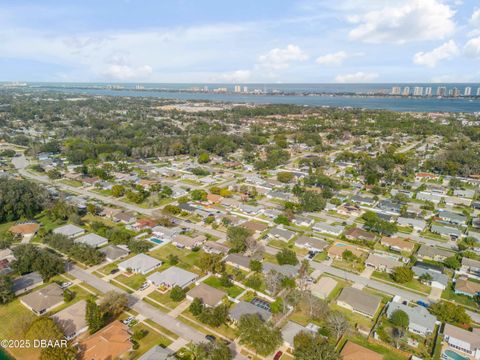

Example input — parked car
[110,268,119,274]
[273,351,283,360]
[205,334,216,343]
[122,316,135,325]
[139,282,150,291]
[61,282,72,289]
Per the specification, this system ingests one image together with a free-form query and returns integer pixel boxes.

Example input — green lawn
[442,284,478,308]
[180,310,237,340]
[128,322,172,359]
[149,244,203,274]
[115,273,146,290]
[98,262,120,276]
[372,271,430,294]
[59,179,83,187]
[203,276,244,298]
[147,289,184,309]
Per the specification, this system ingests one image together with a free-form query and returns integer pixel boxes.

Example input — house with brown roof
[224,253,252,272]
[340,341,383,360]
[365,253,403,274]
[113,211,137,224]
[78,320,132,360]
[206,193,223,204]
[345,228,377,242]
[186,283,226,307]
[203,241,230,255]
[172,234,206,250]
[20,283,64,315]
[327,243,364,260]
[336,287,382,318]
[240,220,269,233]
[9,222,40,238]
[380,236,415,253]
[455,277,480,298]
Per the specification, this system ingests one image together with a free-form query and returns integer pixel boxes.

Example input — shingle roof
[337,287,381,317]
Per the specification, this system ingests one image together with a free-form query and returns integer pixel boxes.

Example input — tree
[276,248,298,266]
[362,211,397,235]
[298,191,326,212]
[327,312,348,340]
[299,292,329,320]
[270,297,284,314]
[245,274,263,290]
[111,184,125,197]
[63,289,76,302]
[191,189,207,201]
[429,302,471,325]
[277,172,294,183]
[99,291,128,320]
[86,299,103,334]
[0,179,48,222]
[293,331,340,360]
[227,226,252,253]
[237,314,282,356]
[198,152,210,164]
[444,256,461,270]
[168,254,179,265]
[390,309,409,329]
[265,270,283,296]
[189,297,204,316]
[249,259,263,273]
[0,275,14,304]
[274,215,290,225]
[170,285,186,301]
[198,304,229,327]
[199,253,225,274]
[189,341,232,360]
[391,266,414,284]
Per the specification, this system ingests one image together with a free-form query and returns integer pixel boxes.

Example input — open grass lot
[147,289,185,310]
[332,259,365,274]
[149,243,204,274]
[58,179,83,187]
[203,276,244,298]
[225,265,248,282]
[372,271,430,294]
[127,322,172,359]
[35,212,66,232]
[144,319,179,340]
[180,310,237,340]
[0,221,15,238]
[98,262,120,276]
[114,273,146,290]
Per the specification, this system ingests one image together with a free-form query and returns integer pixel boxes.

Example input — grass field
[203,276,244,298]
[115,273,146,290]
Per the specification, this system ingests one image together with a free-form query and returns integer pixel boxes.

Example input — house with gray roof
[53,224,85,238]
[461,258,480,277]
[443,323,480,359]
[431,224,462,239]
[416,191,443,204]
[417,245,454,262]
[386,302,437,337]
[438,211,467,225]
[74,233,108,248]
[397,217,427,231]
[118,254,162,275]
[12,271,43,295]
[295,236,329,252]
[51,300,88,340]
[186,283,226,307]
[412,263,448,290]
[229,301,271,323]
[139,346,174,360]
[337,287,382,318]
[224,254,252,271]
[292,216,314,227]
[152,225,182,240]
[100,245,129,262]
[282,321,315,349]
[267,227,296,242]
[365,253,403,274]
[312,222,344,236]
[21,283,64,315]
[263,262,299,278]
[147,266,197,288]
[351,195,376,206]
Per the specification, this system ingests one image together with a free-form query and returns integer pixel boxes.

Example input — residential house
[263,262,299,278]
[172,234,206,250]
[345,227,377,242]
[327,243,364,260]
[351,195,376,206]
[461,258,480,277]
[9,222,40,238]
[100,245,130,262]
[377,199,402,215]
[78,321,132,360]
[386,302,437,337]
[455,277,480,298]
[74,233,108,248]
[240,220,269,234]
[202,241,230,255]
[412,262,448,290]
[295,236,329,252]
[53,224,85,238]
[340,341,383,360]
[139,346,174,360]
[337,204,363,217]
[147,266,197,288]
[131,218,157,232]
[312,222,344,236]
[281,321,315,350]
[224,254,252,272]
[151,225,182,240]
[454,189,475,198]
[292,215,314,227]
[21,283,64,315]
[417,245,454,262]
[118,254,162,275]
[430,224,462,239]
[443,323,480,359]
[206,193,223,204]
[12,271,43,296]
[51,300,88,340]
[186,283,226,307]
[229,301,272,323]
[417,191,443,204]
[237,204,262,215]
[365,253,403,273]
[267,227,296,242]
[438,211,467,226]
[113,211,137,224]
[336,287,382,318]
[380,236,415,253]
[397,217,426,231]
[310,277,337,300]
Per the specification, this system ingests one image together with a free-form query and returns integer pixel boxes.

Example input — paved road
[69,264,205,343]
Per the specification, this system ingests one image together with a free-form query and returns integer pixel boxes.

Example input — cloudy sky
[1,0,479,83]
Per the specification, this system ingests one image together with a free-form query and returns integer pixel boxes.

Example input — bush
[170,285,186,301]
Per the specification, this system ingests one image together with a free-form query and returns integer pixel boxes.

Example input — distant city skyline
[0,0,480,83]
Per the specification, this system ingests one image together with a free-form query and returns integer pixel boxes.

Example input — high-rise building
[451,87,460,97]
[436,86,447,96]
[477,87,480,96]
[234,85,241,93]
[402,87,410,96]
[243,86,248,93]
[413,87,423,96]
[464,87,472,96]
[391,86,401,95]
[425,87,432,96]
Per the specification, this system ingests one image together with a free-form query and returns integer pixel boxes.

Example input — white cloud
[315,51,347,66]
[472,9,480,27]
[103,64,152,80]
[335,71,378,83]
[464,37,480,58]
[413,40,459,67]
[216,69,252,83]
[348,0,456,44]
[257,44,308,71]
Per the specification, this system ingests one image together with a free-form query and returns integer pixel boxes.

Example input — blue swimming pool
[443,349,469,360]
[149,237,164,245]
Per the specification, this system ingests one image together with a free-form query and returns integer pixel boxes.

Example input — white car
[61,282,73,289]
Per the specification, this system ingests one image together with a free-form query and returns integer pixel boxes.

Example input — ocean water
[13,83,480,112]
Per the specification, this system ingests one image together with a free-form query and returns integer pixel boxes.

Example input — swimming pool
[149,237,164,245]
[443,349,469,360]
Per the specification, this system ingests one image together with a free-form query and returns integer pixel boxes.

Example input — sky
[0,0,479,83]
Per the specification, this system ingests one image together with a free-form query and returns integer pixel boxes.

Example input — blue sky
[0,0,479,83]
